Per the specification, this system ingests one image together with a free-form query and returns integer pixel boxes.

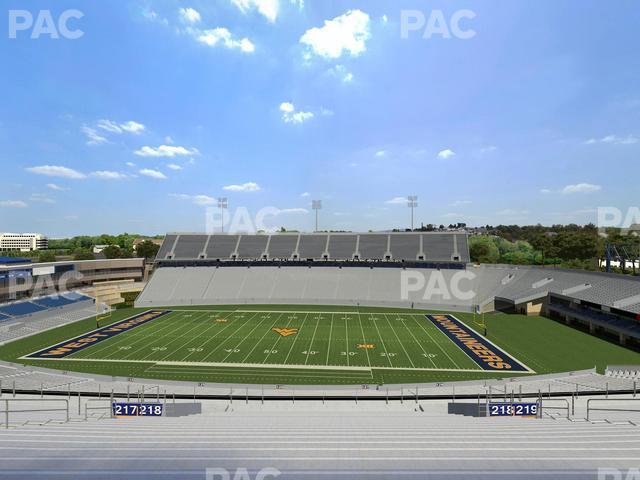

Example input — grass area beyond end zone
[1,304,640,385]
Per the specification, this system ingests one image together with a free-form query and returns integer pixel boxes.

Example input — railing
[539,397,571,420]
[84,397,115,421]
[586,398,640,421]
[0,398,69,428]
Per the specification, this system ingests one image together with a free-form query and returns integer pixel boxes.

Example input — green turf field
[3,305,640,385]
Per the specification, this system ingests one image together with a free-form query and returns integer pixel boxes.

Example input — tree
[73,248,95,261]
[135,240,160,260]
[102,245,122,259]
[37,251,57,263]
[469,236,500,264]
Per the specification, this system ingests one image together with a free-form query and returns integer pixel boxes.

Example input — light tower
[218,197,228,233]
[312,200,322,232]
[407,195,418,230]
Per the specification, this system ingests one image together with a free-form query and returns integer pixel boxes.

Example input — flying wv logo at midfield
[272,328,298,337]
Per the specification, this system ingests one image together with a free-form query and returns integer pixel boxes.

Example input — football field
[21,309,533,384]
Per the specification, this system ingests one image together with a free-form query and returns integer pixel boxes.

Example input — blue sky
[1,0,639,237]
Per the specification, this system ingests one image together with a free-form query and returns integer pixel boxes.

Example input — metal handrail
[586,398,640,421]
[539,398,570,420]
[84,397,115,421]
[1,398,69,428]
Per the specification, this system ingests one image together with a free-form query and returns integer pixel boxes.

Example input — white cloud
[223,182,261,192]
[139,169,168,180]
[170,193,216,206]
[561,183,602,194]
[165,136,174,144]
[231,0,279,22]
[300,10,371,59]
[82,126,108,145]
[120,121,146,134]
[196,27,255,53]
[90,171,129,180]
[540,188,552,194]
[585,134,638,145]
[46,183,67,191]
[449,200,472,207]
[301,192,310,197]
[126,162,136,168]
[166,163,183,170]
[30,193,56,204]
[437,148,455,159]
[179,7,201,24]
[26,165,86,179]
[480,145,497,153]
[96,119,146,135]
[326,64,354,83]
[496,209,529,216]
[279,102,314,124]
[0,200,28,208]
[385,196,407,205]
[375,150,386,157]
[275,207,309,215]
[134,145,199,157]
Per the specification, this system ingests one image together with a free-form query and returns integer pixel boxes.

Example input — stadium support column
[312,200,322,232]
[408,196,418,231]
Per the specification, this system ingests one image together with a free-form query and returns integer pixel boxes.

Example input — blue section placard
[426,314,529,372]
[112,403,164,417]
[26,310,172,359]
[489,402,538,417]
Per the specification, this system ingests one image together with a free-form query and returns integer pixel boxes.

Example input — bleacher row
[0,363,636,398]
[157,232,470,263]
[0,292,90,320]
[491,266,640,314]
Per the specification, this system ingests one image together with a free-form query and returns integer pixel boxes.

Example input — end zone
[426,314,534,373]
[23,310,172,360]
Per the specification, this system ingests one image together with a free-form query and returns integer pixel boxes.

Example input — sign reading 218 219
[489,403,538,417]
[112,403,163,417]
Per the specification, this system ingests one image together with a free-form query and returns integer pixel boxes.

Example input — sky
[0,0,639,237]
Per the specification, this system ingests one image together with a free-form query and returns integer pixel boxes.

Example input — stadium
[1,231,640,479]
[3,1,640,478]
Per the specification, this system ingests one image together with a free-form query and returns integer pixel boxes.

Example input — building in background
[0,233,48,252]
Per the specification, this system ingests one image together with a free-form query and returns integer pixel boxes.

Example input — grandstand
[156,232,470,263]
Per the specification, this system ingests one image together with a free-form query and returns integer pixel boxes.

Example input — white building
[0,233,48,252]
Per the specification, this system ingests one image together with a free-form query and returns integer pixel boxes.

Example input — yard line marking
[397,316,437,369]
[409,316,466,370]
[383,314,415,369]
[180,311,239,362]
[80,312,183,360]
[344,314,350,367]
[304,314,321,365]
[371,315,393,368]
[142,311,213,362]
[283,313,309,365]
[199,312,263,363]
[239,313,284,363]
[185,310,250,361]
[325,314,334,367]
[220,313,276,363]
[262,314,296,364]
[357,315,372,369]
